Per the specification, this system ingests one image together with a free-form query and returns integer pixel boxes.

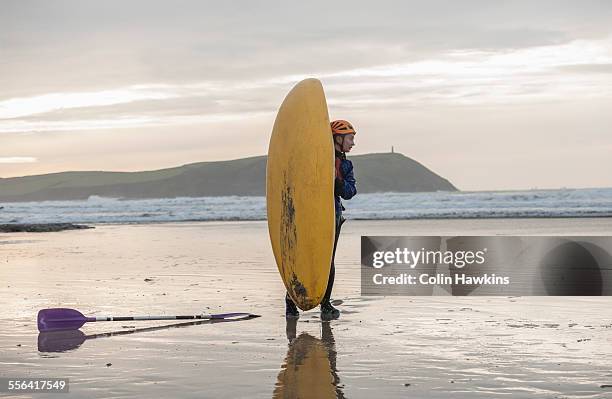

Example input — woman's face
[336,134,355,152]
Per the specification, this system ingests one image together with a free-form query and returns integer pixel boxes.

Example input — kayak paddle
[37,308,259,332]
[38,315,259,352]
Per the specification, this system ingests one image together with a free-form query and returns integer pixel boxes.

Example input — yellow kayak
[266,78,336,310]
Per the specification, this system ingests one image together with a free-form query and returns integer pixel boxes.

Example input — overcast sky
[1,0,611,190]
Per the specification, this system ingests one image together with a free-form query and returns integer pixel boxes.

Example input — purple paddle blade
[37,308,93,332]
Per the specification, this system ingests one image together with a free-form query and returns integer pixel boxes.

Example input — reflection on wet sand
[274,319,345,399]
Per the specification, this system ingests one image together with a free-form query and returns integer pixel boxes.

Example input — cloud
[558,63,612,74]
[0,157,37,163]
[0,112,271,134]
[2,36,611,134]
[0,86,181,119]
[2,1,611,98]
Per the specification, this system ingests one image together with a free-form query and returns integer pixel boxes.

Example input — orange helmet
[330,120,356,135]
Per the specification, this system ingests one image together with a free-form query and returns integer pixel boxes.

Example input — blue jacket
[334,151,357,223]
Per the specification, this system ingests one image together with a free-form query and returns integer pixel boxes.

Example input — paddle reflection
[273,319,345,399]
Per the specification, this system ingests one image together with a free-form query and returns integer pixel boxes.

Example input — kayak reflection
[37,315,259,353]
[273,319,345,399]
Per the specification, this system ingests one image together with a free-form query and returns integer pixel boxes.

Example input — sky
[1,0,611,190]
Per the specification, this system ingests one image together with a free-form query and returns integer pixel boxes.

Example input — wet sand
[1,218,612,398]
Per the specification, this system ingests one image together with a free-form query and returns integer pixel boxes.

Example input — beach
[2,218,612,398]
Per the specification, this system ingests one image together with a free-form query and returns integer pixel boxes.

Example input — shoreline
[1,214,611,230]
[0,223,94,233]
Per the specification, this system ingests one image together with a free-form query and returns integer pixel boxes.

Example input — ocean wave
[1,188,611,224]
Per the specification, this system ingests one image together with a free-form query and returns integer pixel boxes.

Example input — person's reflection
[273,319,345,398]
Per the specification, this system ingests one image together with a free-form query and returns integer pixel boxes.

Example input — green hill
[0,153,456,202]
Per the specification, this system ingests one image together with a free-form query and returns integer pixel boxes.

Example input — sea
[1,187,611,224]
